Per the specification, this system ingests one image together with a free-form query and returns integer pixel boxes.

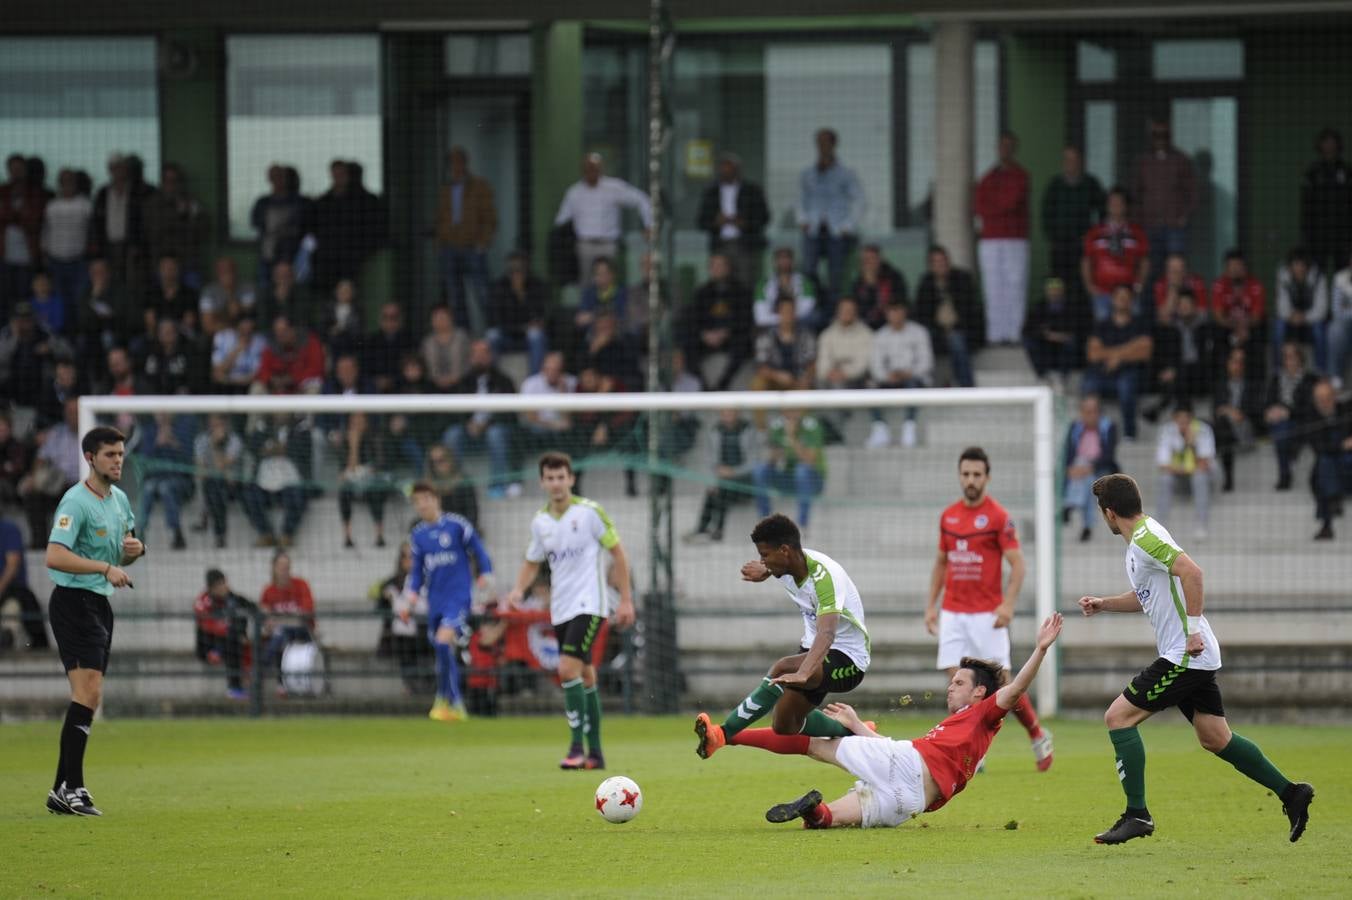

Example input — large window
[226,35,382,240]
[0,38,160,186]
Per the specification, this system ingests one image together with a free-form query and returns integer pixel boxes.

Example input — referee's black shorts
[48,586,115,674]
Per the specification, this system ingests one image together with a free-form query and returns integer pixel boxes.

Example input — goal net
[44,387,1057,718]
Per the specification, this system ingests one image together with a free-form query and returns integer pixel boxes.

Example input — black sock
[57,702,95,791]
[1126,805,1151,819]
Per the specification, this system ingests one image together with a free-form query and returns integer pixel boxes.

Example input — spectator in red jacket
[260,549,317,681]
[1153,252,1209,323]
[256,314,326,394]
[974,131,1030,344]
[1081,186,1149,323]
[193,569,256,700]
[1210,250,1267,335]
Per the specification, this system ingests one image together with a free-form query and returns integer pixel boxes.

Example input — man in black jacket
[1300,129,1352,279]
[487,250,550,376]
[444,339,519,499]
[697,153,770,288]
[684,252,753,391]
[913,245,983,387]
[1307,378,1352,539]
[1210,347,1264,493]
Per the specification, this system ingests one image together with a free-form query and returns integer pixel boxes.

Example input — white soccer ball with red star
[595,776,642,823]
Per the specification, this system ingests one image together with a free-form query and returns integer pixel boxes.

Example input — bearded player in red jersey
[733,613,1062,829]
[924,446,1053,771]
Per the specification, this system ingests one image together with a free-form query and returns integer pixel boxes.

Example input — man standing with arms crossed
[45,426,144,816]
[506,452,636,770]
[925,446,1052,771]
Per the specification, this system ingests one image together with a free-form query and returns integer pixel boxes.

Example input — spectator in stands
[100,346,143,406]
[446,339,519,499]
[260,549,317,689]
[797,128,864,305]
[437,147,497,334]
[142,162,208,284]
[698,152,770,288]
[0,411,32,508]
[19,397,80,549]
[486,250,549,376]
[1153,252,1208,324]
[914,245,981,388]
[194,413,245,549]
[850,243,907,330]
[0,512,46,650]
[554,153,651,281]
[1134,118,1196,283]
[420,304,470,391]
[1062,393,1119,542]
[1083,284,1153,440]
[423,443,480,533]
[36,358,82,431]
[1081,186,1149,322]
[362,301,414,394]
[27,270,66,336]
[336,411,395,549]
[1211,347,1264,493]
[1308,378,1352,540]
[200,256,256,327]
[662,349,704,458]
[0,301,71,412]
[975,131,1031,344]
[211,310,266,393]
[194,569,255,700]
[1146,287,1215,422]
[1274,247,1330,372]
[1041,145,1105,314]
[78,258,134,367]
[583,310,640,389]
[816,296,872,391]
[141,317,203,395]
[134,412,197,549]
[753,247,817,331]
[684,408,759,544]
[1212,296,1267,384]
[755,409,826,528]
[623,251,654,348]
[685,251,753,391]
[41,168,93,311]
[90,153,151,297]
[1332,250,1352,389]
[312,278,359,365]
[573,366,641,495]
[1211,250,1266,336]
[258,260,319,332]
[1265,340,1319,491]
[867,299,934,449]
[0,154,45,313]
[243,414,312,548]
[576,256,627,344]
[1023,277,1078,388]
[312,159,384,294]
[1300,128,1352,279]
[751,296,816,407]
[1154,401,1216,540]
[518,349,576,450]
[250,165,310,289]
[257,314,326,395]
[374,541,430,695]
[145,253,200,336]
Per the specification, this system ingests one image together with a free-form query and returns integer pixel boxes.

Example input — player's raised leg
[1193,711,1315,843]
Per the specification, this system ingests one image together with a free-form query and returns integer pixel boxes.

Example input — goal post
[78,385,1060,716]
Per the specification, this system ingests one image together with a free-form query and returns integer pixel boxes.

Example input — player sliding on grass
[694,513,871,758]
[750,613,1063,829]
[1079,473,1314,845]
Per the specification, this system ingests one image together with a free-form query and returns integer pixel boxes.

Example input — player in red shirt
[733,613,1062,829]
[925,446,1052,770]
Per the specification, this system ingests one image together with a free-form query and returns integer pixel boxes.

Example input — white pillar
[932,20,975,270]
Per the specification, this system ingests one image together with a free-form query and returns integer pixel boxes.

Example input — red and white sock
[731,728,810,755]
[1013,693,1042,739]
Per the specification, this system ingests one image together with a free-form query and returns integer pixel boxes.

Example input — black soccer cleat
[1094,813,1154,844]
[63,787,102,817]
[46,788,74,815]
[765,789,823,824]
[1281,782,1314,843]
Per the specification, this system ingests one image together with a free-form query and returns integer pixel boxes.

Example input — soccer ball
[594,775,642,823]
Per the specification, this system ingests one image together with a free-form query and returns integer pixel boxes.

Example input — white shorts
[937,609,1011,670]
[834,737,927,829]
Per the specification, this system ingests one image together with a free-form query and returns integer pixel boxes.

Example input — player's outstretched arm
[1077,590,1142,616]
[995,612,1062,710]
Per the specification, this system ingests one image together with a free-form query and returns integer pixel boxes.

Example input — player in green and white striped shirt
[1078,473,1313,845]
[695,514,870,760]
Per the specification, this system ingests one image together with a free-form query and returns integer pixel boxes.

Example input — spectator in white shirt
[1330,252,1352,388]
[1154,401,1216,539]
[553,153,652,282]
[519,350,578,439]
[868,301,934,448]
[816,297,872,390]
[41,168,92,311]
[753,247,818,331]
[211,311,267,393]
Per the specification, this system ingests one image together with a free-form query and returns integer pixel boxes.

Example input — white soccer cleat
[865,421,891,449]
[900,420,918,448]
[1032,728,1054,772]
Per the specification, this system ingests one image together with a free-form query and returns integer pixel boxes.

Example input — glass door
[1170,96,1238,278]
[444,91,530,275]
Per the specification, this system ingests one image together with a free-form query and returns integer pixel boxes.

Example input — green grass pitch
[1,713,1347,898]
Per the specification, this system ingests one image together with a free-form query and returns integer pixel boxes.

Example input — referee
[45,426,144,817]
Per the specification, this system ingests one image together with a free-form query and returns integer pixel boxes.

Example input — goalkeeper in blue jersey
[406,482,493,721]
